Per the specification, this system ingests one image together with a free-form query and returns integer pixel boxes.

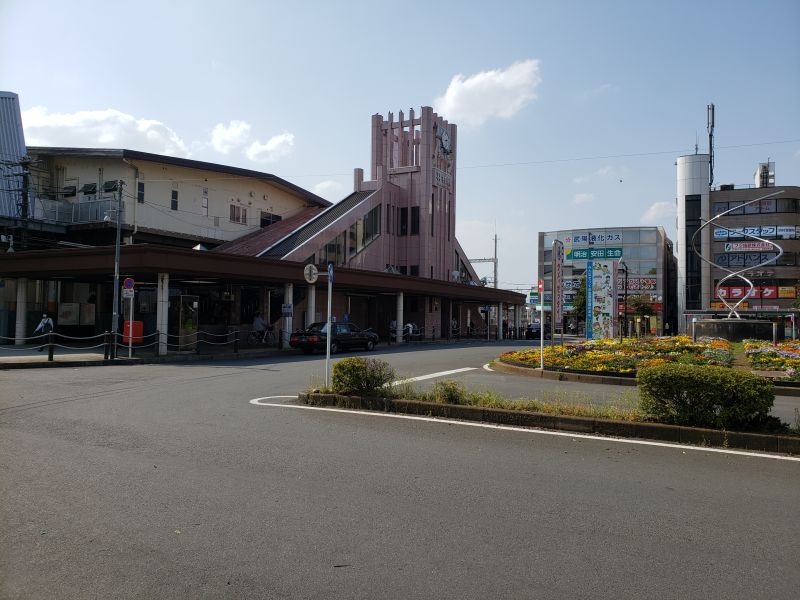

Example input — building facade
[537,227,677,336]
[676,154,799,331]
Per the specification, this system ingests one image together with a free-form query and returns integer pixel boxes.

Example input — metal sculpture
[691,190,783,318]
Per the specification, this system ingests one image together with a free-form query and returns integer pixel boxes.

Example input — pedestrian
[389,318,397,337]
[33,313,54,352]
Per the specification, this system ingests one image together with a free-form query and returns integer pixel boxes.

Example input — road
[2,343,799,599]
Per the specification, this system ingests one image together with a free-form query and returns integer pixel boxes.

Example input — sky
[2,0,799,292]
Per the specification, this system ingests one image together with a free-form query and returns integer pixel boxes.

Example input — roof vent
[720,184,735,191]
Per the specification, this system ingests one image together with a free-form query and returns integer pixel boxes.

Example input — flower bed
[499,336,732,374]
[744,339,800,374]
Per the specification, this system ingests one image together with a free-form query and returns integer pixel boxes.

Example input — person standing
[33,313,54,352]
[252,312,267,343]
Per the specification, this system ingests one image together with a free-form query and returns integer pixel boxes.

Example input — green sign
[567,247,623,260]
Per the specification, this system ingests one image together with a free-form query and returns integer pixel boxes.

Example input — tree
[627,295,654,318]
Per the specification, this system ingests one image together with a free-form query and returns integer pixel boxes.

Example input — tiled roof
[212,206,326,256]
[260,190,376,258]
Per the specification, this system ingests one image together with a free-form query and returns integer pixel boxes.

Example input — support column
[46,281,57,316]
[497,302,503,340]
[14,277,27,345]
[283,283,293,347]
[156,273,169,356]
[515,305,521,338]
[396,292,404,343]
[307,284,316,327]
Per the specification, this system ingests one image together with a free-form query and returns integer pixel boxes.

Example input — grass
[309,377,644,422]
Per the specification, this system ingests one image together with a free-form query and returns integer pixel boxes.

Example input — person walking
[33,313,54,352]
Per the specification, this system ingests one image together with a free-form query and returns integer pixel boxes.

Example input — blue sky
[2,0,799,290]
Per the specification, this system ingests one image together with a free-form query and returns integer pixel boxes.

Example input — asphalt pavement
[1,344,799,599]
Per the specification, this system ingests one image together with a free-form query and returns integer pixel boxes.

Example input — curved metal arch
[690,190,783,318]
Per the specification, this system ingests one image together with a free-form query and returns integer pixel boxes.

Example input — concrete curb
[0,349,283,370]
[493,360,637,386]
[299,393,800,455]
[493,359,800,396]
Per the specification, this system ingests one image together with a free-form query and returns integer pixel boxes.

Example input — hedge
[331,357,395,396]
[637,363,774,430]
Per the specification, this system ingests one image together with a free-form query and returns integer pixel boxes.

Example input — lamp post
[619,259,628,339]
[110,181,123,357]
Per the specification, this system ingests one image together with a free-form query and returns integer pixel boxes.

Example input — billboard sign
[586,260,617,339]
[552,240,564,327]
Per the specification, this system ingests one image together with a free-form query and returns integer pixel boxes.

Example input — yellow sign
[778,286,796,299]
[711,301,748,310]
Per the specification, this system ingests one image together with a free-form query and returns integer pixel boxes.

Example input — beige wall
[36,155,313,242]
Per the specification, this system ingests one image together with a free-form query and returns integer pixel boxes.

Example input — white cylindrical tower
[676,154,710,332]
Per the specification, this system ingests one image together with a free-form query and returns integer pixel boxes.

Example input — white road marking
[391,367,476,386]
[250,401,800,463]
[250,396,297,406]
[483,363,493,372]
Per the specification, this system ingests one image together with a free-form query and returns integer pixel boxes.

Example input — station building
[0,95,524,348]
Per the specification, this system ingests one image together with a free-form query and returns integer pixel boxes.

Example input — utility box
[123,320,143,343]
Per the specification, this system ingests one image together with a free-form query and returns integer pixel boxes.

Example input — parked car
[525,322,551,340]
[289,322,379,354]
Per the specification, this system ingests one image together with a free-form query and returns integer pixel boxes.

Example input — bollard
[103,331,110,360]
[773,321,778,343]
[47,332,54,362]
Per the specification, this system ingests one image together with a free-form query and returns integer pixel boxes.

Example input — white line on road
[391,367,477,386]
[250,401,800,463]
[250,396,297,406]
[483,363,493,372]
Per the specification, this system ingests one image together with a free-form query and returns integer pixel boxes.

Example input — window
[410,206,420,235]
[260,211,281,227]
[137,182,145,204]
[400,207,408,236]
[640,246,657,260]
[685,196,701,221]
[398,266,407,275]
[639,229,657,245]
[713,202,728,214]
[777,198,798,213]
[230,205,248,224]
[386,204,392,234]
[410,265,419,276]
[430,194,435,236]
[728,201,743,215]
[171,190,178,210]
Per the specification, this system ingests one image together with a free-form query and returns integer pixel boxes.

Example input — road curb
[493,360,637,386]
[493,359,800,396]
[299,393,800,455]
[0,349,283,370]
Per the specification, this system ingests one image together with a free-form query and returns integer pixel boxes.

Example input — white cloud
[640,201,676,225]
[572,175,587,184]
[245,133,295,164]
[211,120,251,154]
[312,180,345,200]
[433,59,542,127]
[22,106,191,156]
[572,192,595,205]
[595,165,613,176]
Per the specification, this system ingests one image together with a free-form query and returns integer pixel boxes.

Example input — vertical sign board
[585,260,617,339]
[552,240,564,331]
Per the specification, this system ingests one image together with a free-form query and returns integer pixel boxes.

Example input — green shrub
[430,380,467,404]
[637,364,774,430]
[331,357,395,396]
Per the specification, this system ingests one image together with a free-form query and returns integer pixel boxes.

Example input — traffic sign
[123,277,135,290]
[327,263,334,283]
[537,279,543,294]
[122,288,134,299]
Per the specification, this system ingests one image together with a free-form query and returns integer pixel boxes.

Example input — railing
[31,196,124,224]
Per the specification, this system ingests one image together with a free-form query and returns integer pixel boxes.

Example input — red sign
[538,279,543,294]
[729,287,746,299]
[761,285,778,298]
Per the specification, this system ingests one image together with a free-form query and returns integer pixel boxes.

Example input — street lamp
[618,259,629,339]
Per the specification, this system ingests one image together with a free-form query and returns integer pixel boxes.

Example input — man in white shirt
[33,313,54,352]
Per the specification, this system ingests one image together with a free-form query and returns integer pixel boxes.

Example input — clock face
[438,127,452,154]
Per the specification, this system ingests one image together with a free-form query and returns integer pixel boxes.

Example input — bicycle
[247,326,275,347]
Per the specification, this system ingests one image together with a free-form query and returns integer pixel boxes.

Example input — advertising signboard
[585,260,617,339]
[567,247,623,260]
[778,286,797,299]
[552,240,564,327]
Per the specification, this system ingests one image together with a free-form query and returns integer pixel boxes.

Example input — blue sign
[586,261,594,339]
[327,263,333,283]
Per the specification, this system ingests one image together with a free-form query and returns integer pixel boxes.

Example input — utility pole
[469,234,499,288]
[110,180,124,357]
[19,155,31,250]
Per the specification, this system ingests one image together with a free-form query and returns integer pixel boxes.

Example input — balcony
[31,196,124,225]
